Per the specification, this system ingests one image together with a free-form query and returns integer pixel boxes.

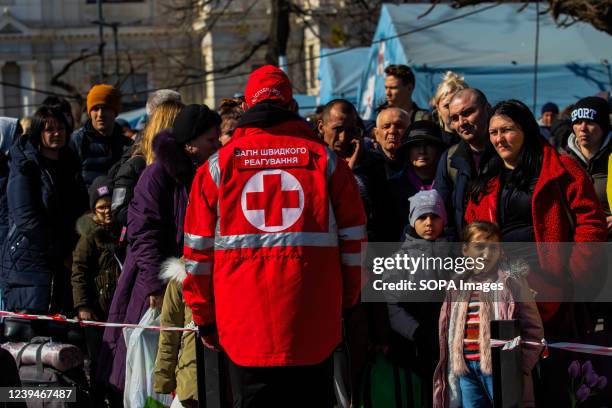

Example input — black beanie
[172,104,221,145]
[571,96,610,135]
[89,175,113,211]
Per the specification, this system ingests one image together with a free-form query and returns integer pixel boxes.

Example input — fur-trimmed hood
[160,257,186,284]
[152,129,195,186]
[76,213,98,237]
[74,212,118,247]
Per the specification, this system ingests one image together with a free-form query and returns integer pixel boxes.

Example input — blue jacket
[69,120,133,188]
[433,140,480,240]
[1,135,87,313]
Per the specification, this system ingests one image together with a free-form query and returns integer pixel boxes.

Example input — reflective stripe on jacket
[182,114,366,366]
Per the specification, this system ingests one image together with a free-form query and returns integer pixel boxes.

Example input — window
[106,73,148,112]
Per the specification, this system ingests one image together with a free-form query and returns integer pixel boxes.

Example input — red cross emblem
[241,170,304,232]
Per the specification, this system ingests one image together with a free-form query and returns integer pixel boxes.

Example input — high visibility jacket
[182,114,366,367]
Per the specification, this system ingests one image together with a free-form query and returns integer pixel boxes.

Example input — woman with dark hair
[0,106,87,314]
[464,99,606,328]
[42,96,76,136]
[464,100,607,406]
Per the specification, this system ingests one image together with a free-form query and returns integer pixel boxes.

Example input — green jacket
[71,214,120,320]
[153,258,197,402]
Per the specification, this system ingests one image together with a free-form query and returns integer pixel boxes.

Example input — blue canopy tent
[294,94,318,117]
[357,3,612,119]
[117,107,147,130]
[318,47,370,105]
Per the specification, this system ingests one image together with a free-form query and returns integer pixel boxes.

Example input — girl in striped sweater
[433,221,544,408]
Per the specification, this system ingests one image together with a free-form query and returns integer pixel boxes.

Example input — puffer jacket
[153,258,197,403]
[99,130,193,392]
[69,120,133,188]
[0,117,19,246]
[71,214,120,320]
[433,262,544,408]
[385,232,449,390]
[1,134,87,313]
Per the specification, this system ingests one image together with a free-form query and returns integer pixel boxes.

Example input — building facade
[0,0,366,119]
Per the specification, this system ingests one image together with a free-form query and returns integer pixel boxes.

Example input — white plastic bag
[123,307,173,408]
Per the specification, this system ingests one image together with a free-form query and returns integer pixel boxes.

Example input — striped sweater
[463,291,481,360]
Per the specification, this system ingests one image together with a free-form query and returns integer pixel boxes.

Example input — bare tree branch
[50,49,98,105]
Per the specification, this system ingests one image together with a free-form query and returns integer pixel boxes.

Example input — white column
[18,60,36,117]
[34,59,53,106]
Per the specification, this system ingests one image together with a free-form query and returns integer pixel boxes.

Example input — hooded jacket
[433,262,544,408]
[0,117,19,245]
[99,129,194,391]
[565,131,612,217]
[153,258,197,403]
[69,120,133,188]
[1,134,87,313]
[71,213,120,320]
[182,103,366,366]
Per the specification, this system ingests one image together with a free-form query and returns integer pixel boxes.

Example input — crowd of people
[0,61,610,408]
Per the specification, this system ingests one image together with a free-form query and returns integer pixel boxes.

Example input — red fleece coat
[465,144,607,321]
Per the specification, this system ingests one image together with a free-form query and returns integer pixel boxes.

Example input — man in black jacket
[433,88,492,240]
[69,84,132,188]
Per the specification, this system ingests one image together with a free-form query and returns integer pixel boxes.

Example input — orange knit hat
[86,84,121,114]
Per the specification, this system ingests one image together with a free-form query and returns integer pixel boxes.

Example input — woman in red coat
[464,99,607,339]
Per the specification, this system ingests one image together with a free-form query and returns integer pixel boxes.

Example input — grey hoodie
[566,131,612,216]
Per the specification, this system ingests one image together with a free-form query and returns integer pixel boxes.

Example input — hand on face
[318,106,361,159]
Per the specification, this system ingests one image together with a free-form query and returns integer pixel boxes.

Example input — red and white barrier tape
[475,336,612,357]
[2,310,612,356]
[0,310,197,332]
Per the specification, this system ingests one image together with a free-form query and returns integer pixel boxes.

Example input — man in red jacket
[182,65,366,406]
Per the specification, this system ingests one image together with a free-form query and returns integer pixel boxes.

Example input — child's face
[462,231,502,275]
[94,197,112,226]
[414,213,444,241]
